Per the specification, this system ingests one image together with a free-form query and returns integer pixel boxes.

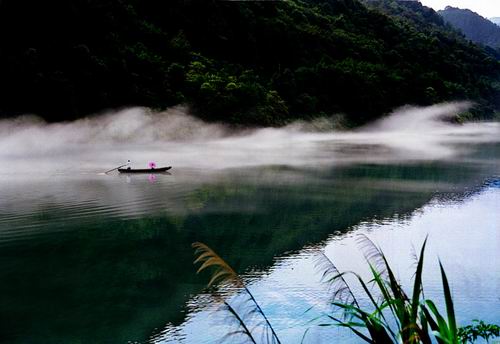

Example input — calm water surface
[0,108,499,343]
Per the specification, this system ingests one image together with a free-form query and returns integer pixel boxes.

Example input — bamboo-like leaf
[426,299,451,341]
[439,260,458,343]
[366,264,400,332]
[327,315,374,343]
[421,303,446,344]
[411,238,427,322]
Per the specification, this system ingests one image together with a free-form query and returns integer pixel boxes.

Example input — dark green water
[0,151,499,343]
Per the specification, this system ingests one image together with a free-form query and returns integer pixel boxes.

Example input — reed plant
[192,237,499,343]
[192,242,281,344]
[312,235,459,343]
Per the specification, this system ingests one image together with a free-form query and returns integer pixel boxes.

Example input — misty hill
[0,0,499,125]
[438,7,500,49]
[491,18,500,26]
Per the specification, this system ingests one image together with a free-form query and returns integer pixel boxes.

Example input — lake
[0,105,499,343]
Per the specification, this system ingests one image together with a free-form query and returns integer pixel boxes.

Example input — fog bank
[0,103,499,175]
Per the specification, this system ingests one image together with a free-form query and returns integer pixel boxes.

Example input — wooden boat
[118,166,172,173]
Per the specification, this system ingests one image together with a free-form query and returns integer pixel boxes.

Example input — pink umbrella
[149,161,156,169]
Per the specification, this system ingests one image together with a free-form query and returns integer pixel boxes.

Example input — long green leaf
[439,260,458,343]
[411,238,427,321]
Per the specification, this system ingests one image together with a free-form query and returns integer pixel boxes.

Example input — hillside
[439,7,500,49]
[0,0,499,125]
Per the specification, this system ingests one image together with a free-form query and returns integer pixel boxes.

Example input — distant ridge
[491,17,500,26]
[438,7,500,48]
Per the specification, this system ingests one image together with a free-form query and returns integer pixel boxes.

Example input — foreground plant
[311,236,431,343]
[314,235,497,344]
[192,242,281,344]
[192,239,498,343]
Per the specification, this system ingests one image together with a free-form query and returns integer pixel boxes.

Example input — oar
[105,160,130,174]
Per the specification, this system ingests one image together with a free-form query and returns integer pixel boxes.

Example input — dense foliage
[438,7,500,49]
[0,0,499,125]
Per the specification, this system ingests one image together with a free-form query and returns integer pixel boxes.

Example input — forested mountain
[438,7,500,49]
[0,0,499,125]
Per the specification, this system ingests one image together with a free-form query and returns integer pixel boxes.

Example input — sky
[419,0,500,18]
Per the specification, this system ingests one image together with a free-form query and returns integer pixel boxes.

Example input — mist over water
[0,103,499,344]
[0,102,499,176]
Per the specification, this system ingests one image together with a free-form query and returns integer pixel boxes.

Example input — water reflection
[154,182,500,344]
[0,154,498,343]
